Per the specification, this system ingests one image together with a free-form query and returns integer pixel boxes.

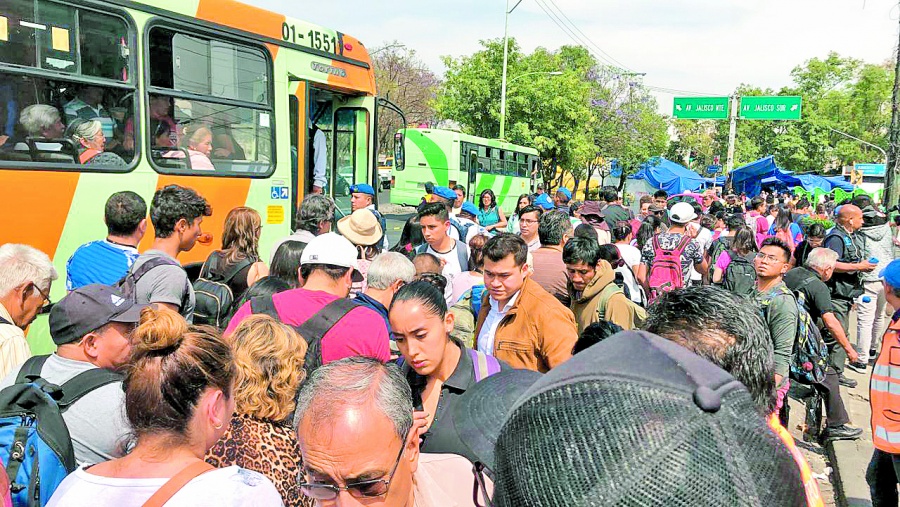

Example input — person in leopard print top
[205,315,313,507]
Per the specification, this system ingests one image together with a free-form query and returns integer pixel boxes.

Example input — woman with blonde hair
[47,307,282,506]
[206,314,311,507]
[164,123,215,170]
[69,119,126,166]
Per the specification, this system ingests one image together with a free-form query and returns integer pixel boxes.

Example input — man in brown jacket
[563,237,640,333]
[474,234,578,372]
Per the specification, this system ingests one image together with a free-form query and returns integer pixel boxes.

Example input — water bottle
[862,296,872,303]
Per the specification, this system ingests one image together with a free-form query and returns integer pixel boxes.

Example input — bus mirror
[394,132,405,171]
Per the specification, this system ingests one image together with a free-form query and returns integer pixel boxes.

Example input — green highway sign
[672,97,730,119]
[739,96,802,120]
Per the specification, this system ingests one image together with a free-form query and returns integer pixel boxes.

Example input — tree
[436,39,596,189]
[371,41,440,156]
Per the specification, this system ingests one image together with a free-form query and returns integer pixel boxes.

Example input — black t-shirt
[793,240,815,269]
[783,266,833,322]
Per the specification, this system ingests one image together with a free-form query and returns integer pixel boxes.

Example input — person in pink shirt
[712,227,758,284]
[225,233,390,365]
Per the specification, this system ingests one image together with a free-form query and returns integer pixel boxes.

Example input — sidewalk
[829,366,872,507]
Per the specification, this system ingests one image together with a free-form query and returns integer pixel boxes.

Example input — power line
[540,0,633,72]
[531,0,622,70]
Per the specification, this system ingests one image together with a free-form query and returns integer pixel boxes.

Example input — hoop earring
[213,422,223,430]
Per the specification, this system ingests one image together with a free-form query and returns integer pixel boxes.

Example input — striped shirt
[0,304,31,380]
[66,240,140,291]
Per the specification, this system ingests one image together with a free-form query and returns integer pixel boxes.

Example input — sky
[248,0,899,111]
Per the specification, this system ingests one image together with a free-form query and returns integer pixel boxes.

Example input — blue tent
[629,157,706,194]
[824,176,855,192]
[730,156,779,196]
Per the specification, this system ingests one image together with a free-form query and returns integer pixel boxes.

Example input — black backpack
[707,236,733,265]
[720,251,757,297]
[192,253,252,328]
[250,295,358,374]
[116,256,190,309]
[0,356,121,506]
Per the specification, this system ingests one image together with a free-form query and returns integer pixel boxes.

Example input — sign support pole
[726,95,738,174]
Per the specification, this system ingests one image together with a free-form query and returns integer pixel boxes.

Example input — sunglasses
[300,430,409,500]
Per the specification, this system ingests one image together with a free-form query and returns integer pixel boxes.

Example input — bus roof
[130,0,373,79]
[400,128,539,156]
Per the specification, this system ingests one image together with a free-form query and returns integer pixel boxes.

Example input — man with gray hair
[295,357,487,506]
[354,252,417,336]
[269,193,336,263]
[784,247,862,441]
[531,210,574,306]
[14,104,66,152]
[0,244,58,377]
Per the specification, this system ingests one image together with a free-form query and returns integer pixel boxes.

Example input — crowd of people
[0,180,897,506]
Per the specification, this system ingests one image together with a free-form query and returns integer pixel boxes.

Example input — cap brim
[351,269,364,283]
[109,302,149,324]
[450,369,542,472]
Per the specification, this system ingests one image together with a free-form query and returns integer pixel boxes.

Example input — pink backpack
[647,234,691,302]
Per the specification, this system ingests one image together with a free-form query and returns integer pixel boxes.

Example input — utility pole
[499,0,523,141]
[887,13,900,206]
[726,95,738,173]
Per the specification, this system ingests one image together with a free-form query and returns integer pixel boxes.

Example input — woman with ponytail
[48,307,283,507]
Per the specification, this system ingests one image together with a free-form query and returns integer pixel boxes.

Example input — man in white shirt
[310,121,327,194]
[416,203,469,291]
[456,202,486,246]
[0,244,58,378]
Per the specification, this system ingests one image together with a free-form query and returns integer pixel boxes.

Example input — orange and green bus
[0,0,379,353]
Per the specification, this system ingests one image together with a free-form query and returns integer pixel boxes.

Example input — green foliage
[701,52,891,173]
[436,39,668,190]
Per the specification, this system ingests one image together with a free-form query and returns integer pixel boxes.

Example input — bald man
[824,204,876,385]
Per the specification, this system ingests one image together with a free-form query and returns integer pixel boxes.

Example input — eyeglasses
[300,431,409,500]
[520,219,539,225]
[473,462,493,507]
[754,252,784,263]
[33,284,52,314]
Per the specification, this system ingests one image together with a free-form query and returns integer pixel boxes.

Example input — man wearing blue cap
[868,258,900,505]
[0,284,146,464]
[457,201,485,245]
[554,187,572,215]
[431,186,469,241]
[350,183,388,249]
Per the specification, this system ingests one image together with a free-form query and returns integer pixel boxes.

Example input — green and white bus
[391,128,539,213]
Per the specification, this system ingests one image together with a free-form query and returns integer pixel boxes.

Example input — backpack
[760,285,828,386]
[115,256,190,308]
[707,236,733,266]
[399,348,500,382]
[192,253,253,328]
[647,234,691,303]
[449,218,468,242]
[0,356,121,507]
[595,282,647,329]
[719,251,758,297]
[250,295,358,375]
[415,241,470,274]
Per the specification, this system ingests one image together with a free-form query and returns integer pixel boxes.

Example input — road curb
[827,438,871,507]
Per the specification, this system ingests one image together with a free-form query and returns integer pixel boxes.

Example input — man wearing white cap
[635,202,707,300]
[225,233,390,365]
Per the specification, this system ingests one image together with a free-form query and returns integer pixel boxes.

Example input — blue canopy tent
[629,157,706,194]
[824,176,855,192]
[730,156,779,196]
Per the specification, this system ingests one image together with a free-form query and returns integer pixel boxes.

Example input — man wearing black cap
[0,284,145,464]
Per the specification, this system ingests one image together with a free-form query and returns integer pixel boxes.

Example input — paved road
[378,188,415,248]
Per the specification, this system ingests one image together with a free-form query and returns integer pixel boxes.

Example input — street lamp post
[499,0,524,141]
[828,127,888,164]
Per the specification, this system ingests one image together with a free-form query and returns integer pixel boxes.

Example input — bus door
[465,145,480,205]
[331,100,371,218]
[288,78,308,227]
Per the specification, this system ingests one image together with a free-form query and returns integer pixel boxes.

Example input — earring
[213,422,223,430]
